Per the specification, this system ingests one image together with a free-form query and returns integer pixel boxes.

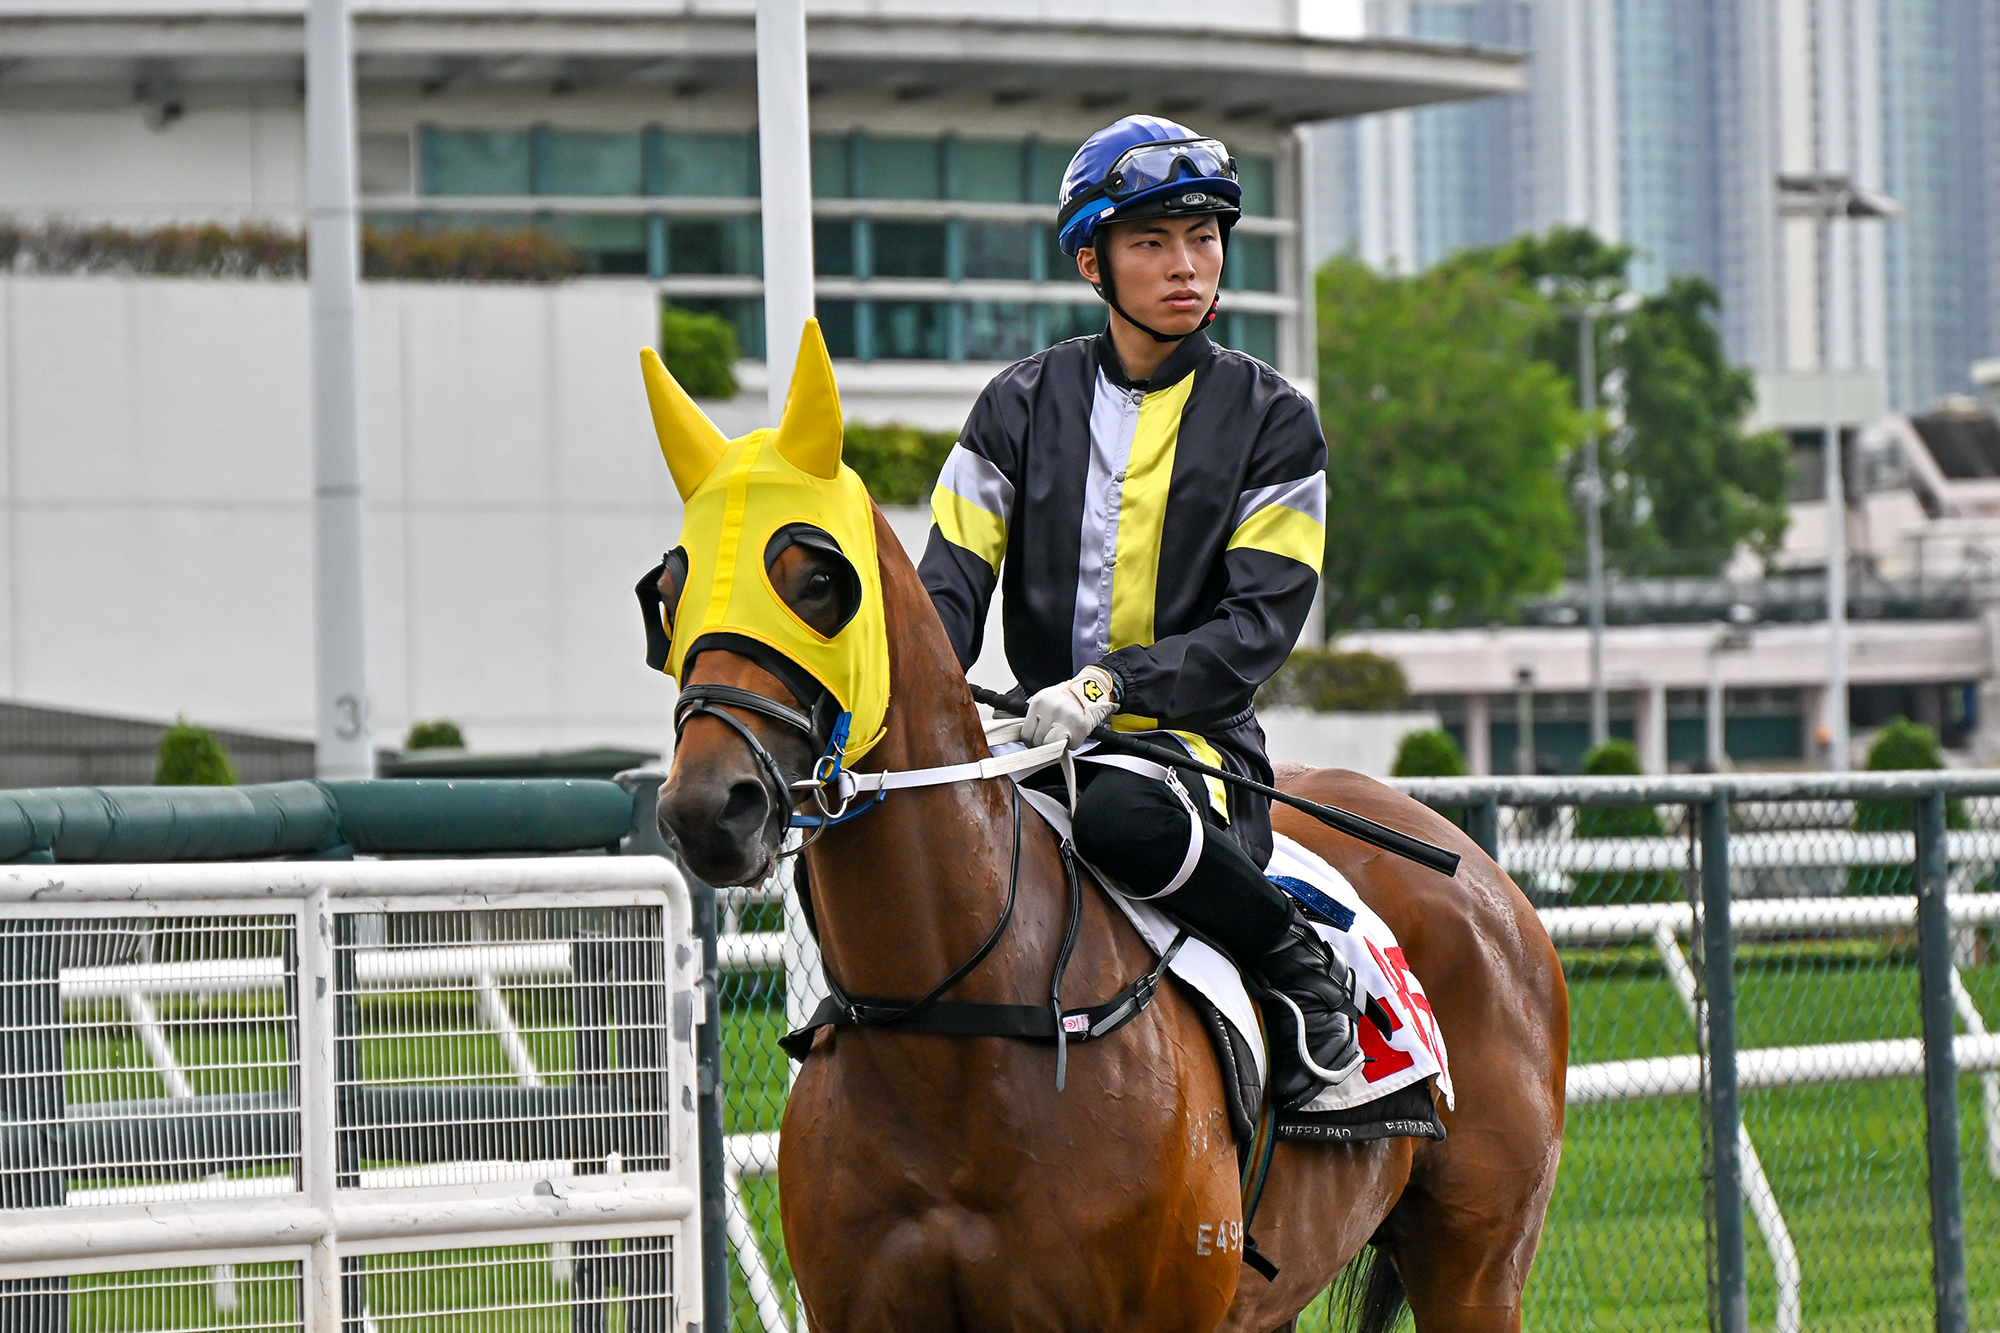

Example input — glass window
[669,297,763,360]
[1040,302,1104,347]
[548,214,648,274]
[1224,234,1278,292]
[963,302,1036,361]
[962,222,1034,280]
[1216,311,1278,364]
[665,216,761,275]
[857,136,941,200]
[871,221,947,278]
[811,136,851,198]
[648,131,756,198]
[537,130,642,196]
[951,139,1026,203]
[420,128,531,196]
[814,219,856,277]
[871,301,949,359]
[1028,139,1079,205]
[1237,155,1275,217]
[818,301,858,358]
[1045,229,1085,282]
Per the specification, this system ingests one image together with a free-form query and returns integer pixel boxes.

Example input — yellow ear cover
[641,346,730,500]
[771,319,844,481]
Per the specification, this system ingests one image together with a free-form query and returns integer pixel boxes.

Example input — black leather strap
[675,683,816,742]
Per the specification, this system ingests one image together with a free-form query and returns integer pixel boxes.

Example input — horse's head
[640,321,892,885]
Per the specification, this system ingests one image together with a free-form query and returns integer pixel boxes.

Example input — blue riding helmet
[1056,115,1243,258]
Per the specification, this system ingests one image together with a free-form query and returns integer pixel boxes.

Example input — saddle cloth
[1013,785,1453,1118]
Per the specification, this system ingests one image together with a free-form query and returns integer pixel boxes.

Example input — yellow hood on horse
[642,320,892,763]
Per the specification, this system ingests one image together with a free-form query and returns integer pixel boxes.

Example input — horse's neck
[802,510,1043,1000]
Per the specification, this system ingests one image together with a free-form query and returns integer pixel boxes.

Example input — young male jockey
[918,115,1360,1110]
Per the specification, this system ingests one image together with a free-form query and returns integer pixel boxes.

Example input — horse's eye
[806,572,833,598]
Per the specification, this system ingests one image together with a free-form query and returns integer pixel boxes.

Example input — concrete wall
[0,273,677,755]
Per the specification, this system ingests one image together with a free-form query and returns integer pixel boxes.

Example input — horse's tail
[1330,1242,1409,1333]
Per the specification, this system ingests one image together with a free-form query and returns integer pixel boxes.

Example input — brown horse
[655,477,1566,1325]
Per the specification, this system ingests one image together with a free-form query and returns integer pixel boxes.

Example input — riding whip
[969,683,1462,879]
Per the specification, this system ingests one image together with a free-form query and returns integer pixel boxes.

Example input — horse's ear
[772,319,844,481]
[641,347,730,500]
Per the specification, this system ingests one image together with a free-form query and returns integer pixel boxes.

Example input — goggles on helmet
[1066,136,1237,208]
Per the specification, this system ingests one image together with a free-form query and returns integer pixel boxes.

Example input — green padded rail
[322,779,636,855]
[0,778,639,863]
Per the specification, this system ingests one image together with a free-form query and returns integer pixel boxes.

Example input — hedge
[154,718,238,786]
[659,306,741,400]
[843,423,959,506]
[1258,649,1409,713]
[1569,739,1676,905]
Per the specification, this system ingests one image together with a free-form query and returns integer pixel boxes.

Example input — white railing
[0,858,704,1333]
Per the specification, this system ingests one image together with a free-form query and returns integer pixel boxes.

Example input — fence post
[618,771,730,1333]
[1700,794,1747,1333]
[1467,797,1500,859]
[1916,789,1970,1333]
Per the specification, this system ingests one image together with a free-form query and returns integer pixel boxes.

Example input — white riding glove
[1022,666,1119,751]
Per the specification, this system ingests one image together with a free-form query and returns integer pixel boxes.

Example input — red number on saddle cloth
[1357,996,1415,1083]
[1366,940,1447,1083]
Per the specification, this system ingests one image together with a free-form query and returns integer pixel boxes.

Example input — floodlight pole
[756,0,816,421]
[305,0,374,778]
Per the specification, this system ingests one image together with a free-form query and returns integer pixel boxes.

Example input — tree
[1570,739,1676,904]
[1850,717,1966,895]
[405,719,466,750]
[1258,649,1409,712]
[154,717,238,786]
[1317,257,1584,630]
[1392,729,1468,778]
[1467,228,1792,574]
[658,305,741,400]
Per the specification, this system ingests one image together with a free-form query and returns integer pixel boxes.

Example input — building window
[1224,234,1278,292]
[856,136,942,200]
[949,139,1027,203]
[672,298,764,360]
[961,222,1035,280]
[548,214,648,275]
[818,301,859,358]
[662,217,761,276]
[420,128,532,196]
[646,130,757,197]
[811,136,852,198]
[814,219,856,276]
[1215,312,1278,364]
[1237,155,1276,217]
[536,129,643,196]
[1039,303,1104,346]
[1028,139,1079,205]
[872,301,950,359]
[963,302,1037,361]
[871,221,948,279]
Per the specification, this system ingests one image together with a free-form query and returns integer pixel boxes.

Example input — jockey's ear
[772,319,844,481]
[640,347,729,500]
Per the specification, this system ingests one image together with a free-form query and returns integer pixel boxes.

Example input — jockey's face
[1078,215,1224,339]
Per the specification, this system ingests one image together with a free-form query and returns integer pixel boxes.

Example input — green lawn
[719,949,2000,1332]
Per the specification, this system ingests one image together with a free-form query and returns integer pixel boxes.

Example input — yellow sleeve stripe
[931,483,1008,574]
[1227,503,1325,569]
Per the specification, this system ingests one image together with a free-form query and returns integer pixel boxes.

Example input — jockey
[919,115,1360,1110]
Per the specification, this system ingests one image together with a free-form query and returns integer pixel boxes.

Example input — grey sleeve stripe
[935,443,1015,520]
[1234,470,1326,527]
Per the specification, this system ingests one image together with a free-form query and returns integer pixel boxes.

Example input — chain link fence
[700,773,2000,1332]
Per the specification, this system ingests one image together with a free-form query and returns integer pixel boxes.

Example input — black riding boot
[1256,903,1363,1111]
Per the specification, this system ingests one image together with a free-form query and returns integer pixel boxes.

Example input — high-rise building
[1316,0,1999,412]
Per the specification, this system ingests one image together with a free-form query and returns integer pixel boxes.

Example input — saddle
[1015,784,1453,1151]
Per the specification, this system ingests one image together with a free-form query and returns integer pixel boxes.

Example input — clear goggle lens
[1102,138,1236,200]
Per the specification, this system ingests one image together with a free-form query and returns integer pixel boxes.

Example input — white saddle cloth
[1015,784,1453,1115]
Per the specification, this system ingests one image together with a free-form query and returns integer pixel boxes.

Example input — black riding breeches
[1053,762,1294,962]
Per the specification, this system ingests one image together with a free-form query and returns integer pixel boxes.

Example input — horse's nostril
[718,778,772,837]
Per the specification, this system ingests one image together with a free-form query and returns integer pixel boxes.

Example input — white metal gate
[0,857,703,1333]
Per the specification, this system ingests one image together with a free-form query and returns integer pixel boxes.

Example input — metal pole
[298,890,341,1333]
[1707,646,1726,772]
[755,0,816,421]
[306,0,374,779]
[1580,307,1608,748]
[1821,207,1849,771]
[619,773,729,1333]
[1466,798,1500,860]
[1515,673,1535,776]
[1699,795,1747,1333]
[1915,789,1970,1332]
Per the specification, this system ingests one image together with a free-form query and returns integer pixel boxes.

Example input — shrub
[1850,717,1966,895]
[1258,649,1409,713]
[1,216,585,283]
[842,422,959,506]
[657,306,741,399]
[1569,739,1676,905]
[1392,729,1467,778]
[405,719,466,751]
[154,717,238,786]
